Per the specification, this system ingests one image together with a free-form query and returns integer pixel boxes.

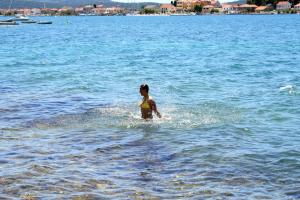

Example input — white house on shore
[222,4,234,14]
[31,8,41,15]
[276,1,291,10]
[294,3,300,11]
[202,5,214,13]
[160,4,176,14]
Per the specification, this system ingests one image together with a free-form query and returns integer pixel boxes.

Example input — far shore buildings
[160,4,176,13]
[295,3,300,11]
[174,0,221,12]
[1,0,300,16]
[0,4,125,16]
[221,3,257,14]
[31,8,41,15]
[239,4,257,12]
[202,5,214,13]
[77,5,125,15]
[255,5,273,13]
[171,0,271,14]
[276,1,291,10]
[222,4,234,14]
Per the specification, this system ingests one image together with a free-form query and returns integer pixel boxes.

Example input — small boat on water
[0,21,18,25]
[12,15,30,21]
[0,18,15,22]
[1,15,30,22]
[37,21,52,24]
[22,20,37,24]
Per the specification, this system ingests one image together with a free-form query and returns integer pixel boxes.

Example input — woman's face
[140,89,147,96]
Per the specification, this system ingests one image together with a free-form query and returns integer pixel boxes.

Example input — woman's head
[140,84,149,96]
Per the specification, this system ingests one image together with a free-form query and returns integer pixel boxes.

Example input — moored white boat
[12,15,30,21]
[37,21,52,24]
[22,20,37,24]
[0,21,18,25]
[0,18,15,22]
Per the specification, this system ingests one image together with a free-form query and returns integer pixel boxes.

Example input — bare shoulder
[148,96,156,104]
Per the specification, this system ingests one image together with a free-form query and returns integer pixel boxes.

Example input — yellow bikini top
[140,97,152,109]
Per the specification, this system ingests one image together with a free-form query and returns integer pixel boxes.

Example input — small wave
[0,128,22,132]
[0,108,19,113]
[279,85,297,94]
[28,102,241,131]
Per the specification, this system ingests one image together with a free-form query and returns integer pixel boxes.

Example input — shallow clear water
[0,15,300,199]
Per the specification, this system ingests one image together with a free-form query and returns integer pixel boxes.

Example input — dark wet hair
[140,84,149,93]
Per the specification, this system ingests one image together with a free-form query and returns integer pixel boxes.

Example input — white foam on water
[279,85,297,94]
[30,102,241,131]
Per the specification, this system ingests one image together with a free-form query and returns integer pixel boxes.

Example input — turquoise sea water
[0,15,300,199]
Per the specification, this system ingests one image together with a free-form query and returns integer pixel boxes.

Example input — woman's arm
[149,100,161,118]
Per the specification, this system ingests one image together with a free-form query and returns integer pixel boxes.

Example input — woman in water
[140,84,161,119]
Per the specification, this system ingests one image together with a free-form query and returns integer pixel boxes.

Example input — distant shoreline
[1,13,299,17]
